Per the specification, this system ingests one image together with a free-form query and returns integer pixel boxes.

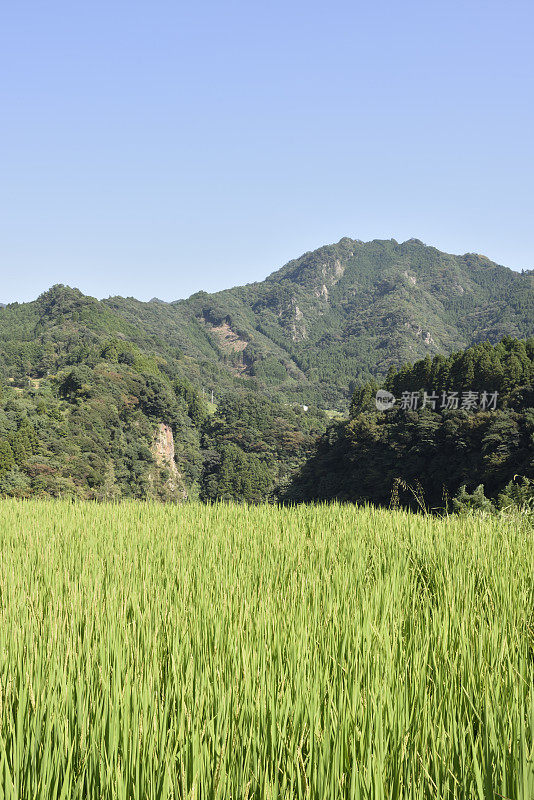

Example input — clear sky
[1,0,532,303]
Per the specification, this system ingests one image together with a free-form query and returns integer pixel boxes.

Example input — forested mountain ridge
[0,237,532,409]
[170,237,533,406]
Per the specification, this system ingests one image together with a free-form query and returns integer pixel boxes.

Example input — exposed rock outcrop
[152,423,187,500]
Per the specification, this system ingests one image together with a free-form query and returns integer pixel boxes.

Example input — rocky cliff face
[152,423,187,500]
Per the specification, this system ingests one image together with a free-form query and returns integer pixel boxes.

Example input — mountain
[170,237,533,407]
[0,235,532,503]
[0,237,532,408]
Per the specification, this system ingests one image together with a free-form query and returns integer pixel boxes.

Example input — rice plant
[0,500,532,798]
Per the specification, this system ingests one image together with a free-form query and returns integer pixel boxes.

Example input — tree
[349,380,379,417]
[205,443,272,502]
[58,368,92,402]
[174,379,208,427]
[0,440,15,476]
[452,484,494,514]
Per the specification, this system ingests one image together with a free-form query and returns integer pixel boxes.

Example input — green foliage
[0,440,15,476]
[452,484,495,513]
[497,476,534,513]
[57,367,93,402]
[349,379,379,417]
[0,363,326,502]
[0,362,194,499]
[287,338,534,510]
[0,467,30,496]
[200,392,327,502]
[173,378,208,426]
[203,442,271,502]
[384,336,534,401]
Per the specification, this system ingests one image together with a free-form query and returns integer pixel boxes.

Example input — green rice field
[0,500,532,798]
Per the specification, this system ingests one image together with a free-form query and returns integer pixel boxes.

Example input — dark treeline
[285,338,534,511]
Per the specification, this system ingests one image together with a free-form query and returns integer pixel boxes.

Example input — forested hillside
[0,236,532,503]
[1,237,532,409]
[171,236,533,407]
[286,338,534,510]
[0,345,326,501]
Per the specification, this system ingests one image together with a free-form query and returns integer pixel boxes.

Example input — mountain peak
[37,285,98,319]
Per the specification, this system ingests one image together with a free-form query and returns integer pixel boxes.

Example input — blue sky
[1,0,532,303]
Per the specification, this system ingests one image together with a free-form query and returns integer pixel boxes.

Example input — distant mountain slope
[0,237,532,407]
[168,237,534,406]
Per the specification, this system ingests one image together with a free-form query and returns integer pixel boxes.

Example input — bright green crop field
[0,501,532,799]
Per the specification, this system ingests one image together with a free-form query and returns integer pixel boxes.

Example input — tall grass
[0,500,532,798]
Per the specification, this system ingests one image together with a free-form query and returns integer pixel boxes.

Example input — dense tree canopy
[286,338,534,511]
